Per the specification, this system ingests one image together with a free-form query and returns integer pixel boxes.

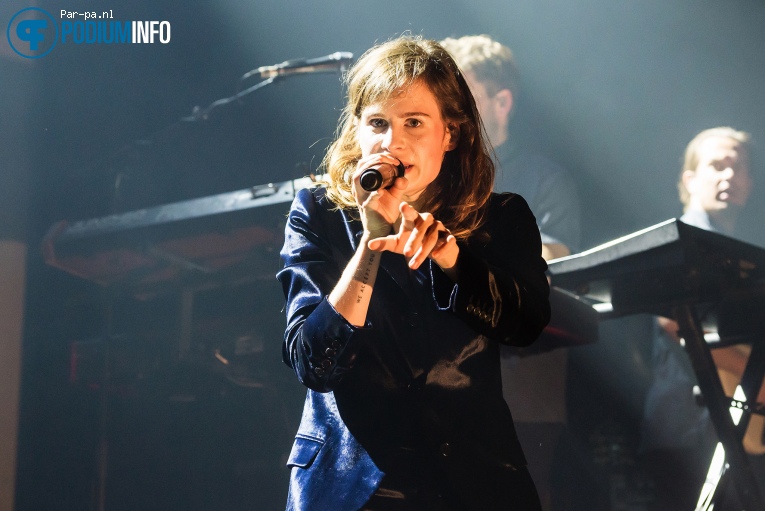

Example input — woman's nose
[381,126,404,151]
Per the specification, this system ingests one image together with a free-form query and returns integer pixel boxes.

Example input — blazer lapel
[379,251,415,294]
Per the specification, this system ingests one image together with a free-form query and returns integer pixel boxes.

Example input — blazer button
[324,347,338,357]
[466,304,475,314]
[314,366,326,377]
[320,358,333,369]
[407,373,427,391]
[501,462,518,472]
[439,442,452,457]
[330,340,342,350]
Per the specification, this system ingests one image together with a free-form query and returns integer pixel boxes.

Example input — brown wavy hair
[321,34,495,240]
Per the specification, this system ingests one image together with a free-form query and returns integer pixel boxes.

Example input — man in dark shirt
[441,35,580,261]
[442,35,582,511]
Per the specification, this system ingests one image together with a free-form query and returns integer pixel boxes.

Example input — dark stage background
[4,0,765,510]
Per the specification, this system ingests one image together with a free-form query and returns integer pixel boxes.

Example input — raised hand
[368,202,459,273]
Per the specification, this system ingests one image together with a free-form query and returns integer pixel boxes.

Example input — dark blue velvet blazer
[277,186,550,511]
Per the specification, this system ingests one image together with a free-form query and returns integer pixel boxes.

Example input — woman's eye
[369,118,387,128]
[406,119,422,128]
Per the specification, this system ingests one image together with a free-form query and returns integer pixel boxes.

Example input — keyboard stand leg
[674,304,764,511]
[695,443,729,511]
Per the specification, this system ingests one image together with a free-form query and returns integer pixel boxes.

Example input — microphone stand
[68,52,350,215]
[182,76,277,123]
[184,52,353,122]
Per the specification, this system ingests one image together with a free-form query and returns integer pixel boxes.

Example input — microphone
[360,161,406,191]
[245,52,354,80]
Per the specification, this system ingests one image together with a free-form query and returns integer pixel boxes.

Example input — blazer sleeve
[276,188,371,393]
[431,193,550,346]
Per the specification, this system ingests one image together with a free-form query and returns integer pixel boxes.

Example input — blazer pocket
[286,435,324,469]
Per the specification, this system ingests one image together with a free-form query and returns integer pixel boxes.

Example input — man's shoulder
[496,146,578,202]
[503,148,570,180]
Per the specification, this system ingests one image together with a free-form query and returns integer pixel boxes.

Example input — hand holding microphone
[360,160,406,191]
[354,155,407,241]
